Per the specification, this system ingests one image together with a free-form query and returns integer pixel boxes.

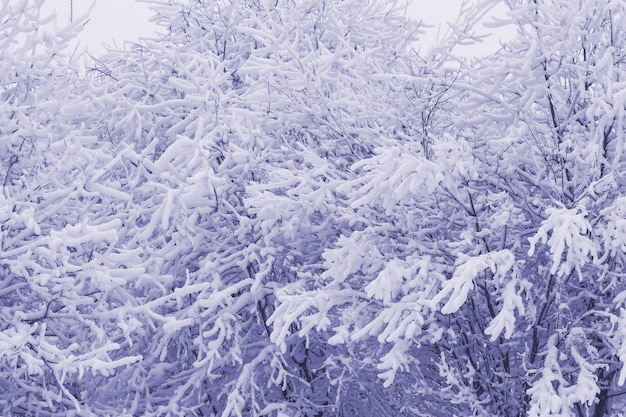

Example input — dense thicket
[2,0,626,416]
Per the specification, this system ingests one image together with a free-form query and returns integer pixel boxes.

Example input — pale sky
[42,0,510,57]
[43,0,157,55]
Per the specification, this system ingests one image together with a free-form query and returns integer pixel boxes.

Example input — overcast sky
[42,0,509,57]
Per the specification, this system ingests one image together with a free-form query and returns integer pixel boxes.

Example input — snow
[528,206,597,279]
[430,250,515,314]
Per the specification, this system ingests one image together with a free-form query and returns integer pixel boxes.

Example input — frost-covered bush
[7,0,626,416]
